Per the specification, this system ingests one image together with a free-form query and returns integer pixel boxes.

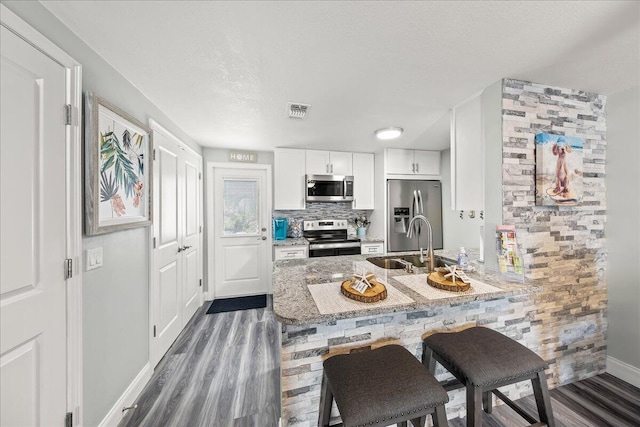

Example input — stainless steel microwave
[306,175,354,202]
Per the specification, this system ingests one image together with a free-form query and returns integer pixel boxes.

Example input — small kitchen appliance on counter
[273,217,287,241]
[303,219,361,257]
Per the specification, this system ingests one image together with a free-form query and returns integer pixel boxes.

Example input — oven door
[306,175,354,202]
[308,242,361,257]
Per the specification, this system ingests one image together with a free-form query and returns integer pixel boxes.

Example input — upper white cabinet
[306,150,353,175]
[451,94,483,210]
[386,149,440,175]
[274,148,306,210]
[352,152,375,209]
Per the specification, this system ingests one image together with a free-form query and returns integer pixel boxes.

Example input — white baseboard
[98,362,152,427]
[606,355,640,388]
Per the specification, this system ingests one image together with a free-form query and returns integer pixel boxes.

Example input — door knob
[262,227,267,232]
[177,247,183,253]
[261,236,267,240]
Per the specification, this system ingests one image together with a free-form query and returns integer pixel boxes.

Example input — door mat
[206,294,267,314]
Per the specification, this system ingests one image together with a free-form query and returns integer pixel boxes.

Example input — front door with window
[212,167,271,298]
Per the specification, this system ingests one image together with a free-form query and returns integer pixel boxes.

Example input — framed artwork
[535,133,584,206]
[84,92,152,235]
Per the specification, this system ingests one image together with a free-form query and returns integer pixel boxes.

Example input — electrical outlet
[86,247,103,271]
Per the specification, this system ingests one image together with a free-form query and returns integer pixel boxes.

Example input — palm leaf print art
[100,131,139,198]
[100,170,118,202]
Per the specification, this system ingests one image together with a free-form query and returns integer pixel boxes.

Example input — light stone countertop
[358,236,384,243]
[273,249,541,325]
[273,238,309,247]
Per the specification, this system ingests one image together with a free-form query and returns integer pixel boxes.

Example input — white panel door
[0,26,67,425]
[213,168,270,298]
[151,134,183,366]
[181,150,202,322]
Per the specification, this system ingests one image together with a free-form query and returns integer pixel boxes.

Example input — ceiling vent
[287,102,310,119]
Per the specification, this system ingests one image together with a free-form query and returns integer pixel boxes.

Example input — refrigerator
[387,180,443,252]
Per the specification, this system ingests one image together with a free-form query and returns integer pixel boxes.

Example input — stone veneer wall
[500,78,608,379]
[280,79,608,426]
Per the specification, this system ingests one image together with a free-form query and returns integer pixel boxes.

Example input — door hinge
[64,259,73,279]
[153,325,156,337]
[65,412,73,427]
[65,104,72,126]
[199,279,202,287]
[198,172,202,180]
[153,149,156,160]
[153,237,156,249]
[199,225,202,233]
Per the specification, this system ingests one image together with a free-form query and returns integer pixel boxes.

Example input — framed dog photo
[84,92,153,235]
[535,133,584,206]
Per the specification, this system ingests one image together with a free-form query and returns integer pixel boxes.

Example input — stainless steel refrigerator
[387,180,443,252]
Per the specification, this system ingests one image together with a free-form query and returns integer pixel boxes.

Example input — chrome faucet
[406,214,435,272]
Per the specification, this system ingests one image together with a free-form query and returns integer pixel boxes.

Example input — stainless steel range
[303,219,361,257]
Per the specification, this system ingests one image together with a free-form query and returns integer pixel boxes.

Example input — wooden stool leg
[482,390,492,414]
[409,415,426,427]
[422,342,437,374]
[532,370,555,427]
[318,372,333,427]
[466,385,483,427]
[432,404,448,427]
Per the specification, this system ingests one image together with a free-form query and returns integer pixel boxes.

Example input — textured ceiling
[42,1,639,152]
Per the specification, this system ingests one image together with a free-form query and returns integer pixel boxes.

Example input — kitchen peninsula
[273,250,542,426]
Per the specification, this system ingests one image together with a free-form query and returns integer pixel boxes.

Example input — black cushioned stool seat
[423,327,555,427]
[319,344,449,427]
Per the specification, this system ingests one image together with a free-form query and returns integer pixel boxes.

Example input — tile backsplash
[274,202,370,237]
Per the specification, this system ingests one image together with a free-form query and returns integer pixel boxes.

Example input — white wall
[2,2,202,425]
[606,85,640,381]
[440,149,484,250]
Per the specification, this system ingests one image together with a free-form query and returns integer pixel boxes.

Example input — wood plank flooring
[120,299,639,427]
[119,298,280,427]
[448,373,640,427]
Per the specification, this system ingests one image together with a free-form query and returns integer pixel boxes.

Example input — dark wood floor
[120,300,639,427]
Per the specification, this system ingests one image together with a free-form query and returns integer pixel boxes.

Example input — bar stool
[422,327,555,427]
[319,344,449,427]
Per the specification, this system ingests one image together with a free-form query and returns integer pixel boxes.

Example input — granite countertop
[273,249,541,325]
[273,238,309,247]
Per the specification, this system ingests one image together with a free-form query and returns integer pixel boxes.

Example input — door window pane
[223,179,259,235]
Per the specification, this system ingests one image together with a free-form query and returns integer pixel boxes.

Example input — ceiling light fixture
[375,127,404,140]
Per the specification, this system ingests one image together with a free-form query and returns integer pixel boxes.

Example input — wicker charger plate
[340,275,387,303]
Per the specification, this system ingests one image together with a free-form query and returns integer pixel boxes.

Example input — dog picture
[552,138,572,196]
[535,133,584,206]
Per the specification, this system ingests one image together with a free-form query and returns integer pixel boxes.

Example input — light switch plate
[86,247,103,271]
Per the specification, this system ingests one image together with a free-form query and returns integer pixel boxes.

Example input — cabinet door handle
[416,162,419,173]
[411,163,415,173]
[331,164,334,173]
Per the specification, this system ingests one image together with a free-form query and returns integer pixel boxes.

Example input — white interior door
[181,150,202,322]
[150,124,203,367]
[0,25,68,425]
[151,132,183,366]
[213,167,271,298]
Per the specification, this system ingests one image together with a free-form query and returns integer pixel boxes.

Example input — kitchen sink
[366,254,455,270]
[366,257,406,269]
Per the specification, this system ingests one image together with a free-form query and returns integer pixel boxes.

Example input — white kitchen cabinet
[360,242,384,255]
[274,148,306,209]
[306,150,353,175]
[450,93,483,210]
[274,245,308,260]
[352,152,375,209]
[386,149,440,175]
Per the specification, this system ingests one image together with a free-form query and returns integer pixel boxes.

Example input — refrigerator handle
[417,190,425,215]
[412,190,421,237]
